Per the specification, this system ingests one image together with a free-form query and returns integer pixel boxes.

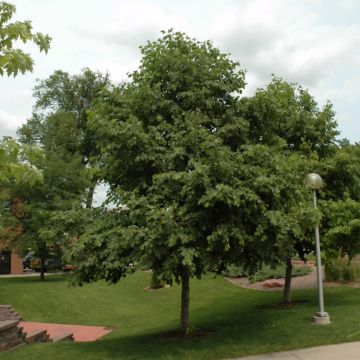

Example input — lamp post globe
[306,173,323,190]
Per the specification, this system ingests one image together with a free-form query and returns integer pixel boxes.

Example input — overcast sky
[1,0,359,203]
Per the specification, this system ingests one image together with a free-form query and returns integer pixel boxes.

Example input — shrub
[222,265,248,278]
[249,265,311,283]
[223,263,312,282]
[325,256,360,282]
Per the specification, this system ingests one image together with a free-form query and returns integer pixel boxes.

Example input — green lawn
[1,272,360,360]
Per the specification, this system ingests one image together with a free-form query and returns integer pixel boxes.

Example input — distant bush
[222,265,248,278]
[249,265,311,283]
[223,263,312,282]
[325,256,360,282]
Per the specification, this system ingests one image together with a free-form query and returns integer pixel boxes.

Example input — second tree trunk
[180,271,190,333]
[283,258,292,304]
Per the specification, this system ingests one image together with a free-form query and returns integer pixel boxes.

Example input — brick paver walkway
[20,321,112,342]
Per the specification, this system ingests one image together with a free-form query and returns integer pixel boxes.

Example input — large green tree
[71,30,252,332]
[0,1,51,76]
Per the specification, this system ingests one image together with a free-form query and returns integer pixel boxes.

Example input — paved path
[234,341,360,359]
[0,272,63,278]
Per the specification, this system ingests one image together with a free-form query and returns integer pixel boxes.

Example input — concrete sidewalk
[234,341,360,359]
[0,272,63,278]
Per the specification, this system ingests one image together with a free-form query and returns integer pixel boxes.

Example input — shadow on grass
[63,287,360,360]
[57,292,308,359]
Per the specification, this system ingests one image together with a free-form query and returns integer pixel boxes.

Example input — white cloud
[0,110,24,138]
[209,0,360,89]
[1,0,360,142]
[77,1,187,48]
[317,75,360,104]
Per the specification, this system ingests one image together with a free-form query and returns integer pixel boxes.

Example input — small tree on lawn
[239,78,339,303]
[235,145,320,304]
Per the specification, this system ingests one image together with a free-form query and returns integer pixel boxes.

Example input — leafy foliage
[0,137,43,249]
[0,1,51,76]
[0,137,43,185]
[320,144,360,260]
[240,77,339,157]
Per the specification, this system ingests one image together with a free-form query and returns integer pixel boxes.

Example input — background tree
[15,113,88,280]
[0,1,51,76]
[18,68,111,208]
[0,137,43,252]
[240,77,338,157]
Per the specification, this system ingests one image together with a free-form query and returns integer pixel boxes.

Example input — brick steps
[0,305,22,321]
[0,304,110,351]
[20,322,75,344]
[0,320,26,352]
[52,332,75,342]
[0,304,75,353]
[25,329,52,344]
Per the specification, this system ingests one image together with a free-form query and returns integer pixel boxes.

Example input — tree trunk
[85,178,97,209]
[150,271,163,289]
[40,257,46,281]
[283,258,292,304]
[180,271,190,333]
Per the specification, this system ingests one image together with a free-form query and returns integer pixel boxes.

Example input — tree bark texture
[180,272,190,333]
[283,258,293,303]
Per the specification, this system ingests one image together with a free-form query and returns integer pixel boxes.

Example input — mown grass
[1,272,360,360]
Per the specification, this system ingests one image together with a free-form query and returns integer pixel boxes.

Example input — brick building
[0,198,24,274]
[0,251,23,274]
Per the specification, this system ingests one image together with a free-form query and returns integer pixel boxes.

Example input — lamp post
[306,173,330,325]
